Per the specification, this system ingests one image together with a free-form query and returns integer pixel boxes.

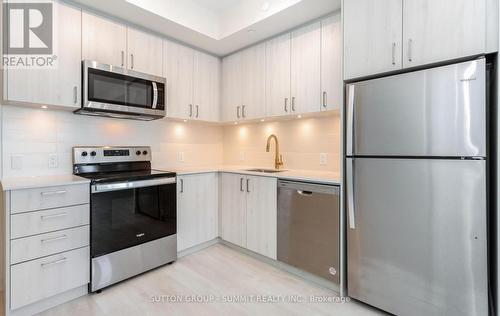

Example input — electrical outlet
[178,152,185,162]
[319,153,327,166]
[48,154,58,169]
[11,155,23,170]
[239,151,245,161]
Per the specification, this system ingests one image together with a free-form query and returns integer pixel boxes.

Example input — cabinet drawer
[11,204,89,239]
[11,226,89,264]
[10,246,90,310]
[11,183,89,214]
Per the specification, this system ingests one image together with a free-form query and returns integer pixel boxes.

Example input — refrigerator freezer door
[347,158,488,316]
[347,59,486,157]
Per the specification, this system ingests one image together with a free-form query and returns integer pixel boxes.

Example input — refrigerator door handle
[346,157,356,229]
[346,85,355,156]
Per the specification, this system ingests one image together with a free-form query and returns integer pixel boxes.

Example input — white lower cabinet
[4,182,90,314]
[221,173,277,259]
[10,246,90,310]
[245,176,277,260]
[177,173,218,251]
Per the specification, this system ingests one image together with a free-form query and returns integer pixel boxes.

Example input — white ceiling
[193,0,242,14]
[69,0,341,56]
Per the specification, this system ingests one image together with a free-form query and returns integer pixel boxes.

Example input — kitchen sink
[244,168,286,173]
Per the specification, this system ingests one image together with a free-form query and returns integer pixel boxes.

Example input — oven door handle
[92,177,176,193]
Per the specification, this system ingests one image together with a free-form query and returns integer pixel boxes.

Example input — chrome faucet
[266,134,284,170]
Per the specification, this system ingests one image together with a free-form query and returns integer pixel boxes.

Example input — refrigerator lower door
[347,158,488,316]
[346,59,486,157]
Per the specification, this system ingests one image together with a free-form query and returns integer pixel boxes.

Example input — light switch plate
[11,155,22,170]
[178,152,185,162]
[48,154,58,169]
[319,153,327,166]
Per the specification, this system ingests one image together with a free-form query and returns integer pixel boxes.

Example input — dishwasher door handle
[297,190,313,196]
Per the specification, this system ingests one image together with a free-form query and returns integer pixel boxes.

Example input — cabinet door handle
[246,179,250,193]
[237,106,241,118]
[73,86,78,104]
[322,91,327,108]
[284,98,288,112]
[242,105,246,118]
[41,235,68,243]
[196,105,199,118]
[240,178,244,192]
[41,257,67,268]
[291,97,296,112]
[180,179,184,193]
[407,39,413,62]
[40,190,67,196]
[121,50,125,67]
[189,104,193,117]
[391,42,396,65]
[131,53,134,69]
[40,212,67,221]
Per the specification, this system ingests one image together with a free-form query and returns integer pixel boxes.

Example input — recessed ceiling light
[183,119,187,122]
[260,119,265,122]
[247,29,256,33]
[297,115,302,119]
[41,105,48,109]
[261,2,270,12]
[234,122,238,125]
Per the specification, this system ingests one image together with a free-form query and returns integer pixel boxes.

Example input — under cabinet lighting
[41,105,48,109]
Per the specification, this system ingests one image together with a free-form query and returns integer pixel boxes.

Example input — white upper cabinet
[6,1,81,109]
[193,51,221,122]
[343,0,403,80]
[222,53,243,121]
[126,28,163,77]
[82,12,127,67]
[241,43,267,120]
[266,33,292,117]
[177,173,218,252]
[403,0,486,68]
[291,22,322,115]
[222,44,265,122]
[163,40,194,120]
[321,14,342,111]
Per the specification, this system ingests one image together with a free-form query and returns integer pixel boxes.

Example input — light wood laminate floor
[38,244,385,316]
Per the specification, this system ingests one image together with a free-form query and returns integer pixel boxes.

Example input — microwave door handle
[152,82,158,109]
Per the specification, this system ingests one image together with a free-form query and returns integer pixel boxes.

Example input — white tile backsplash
[1,105,341,178]
[1,105,224,178]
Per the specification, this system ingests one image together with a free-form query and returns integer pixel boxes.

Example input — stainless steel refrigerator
[346,59,489,316]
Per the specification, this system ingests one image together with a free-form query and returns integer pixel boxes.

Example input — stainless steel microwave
[75,60,166,120]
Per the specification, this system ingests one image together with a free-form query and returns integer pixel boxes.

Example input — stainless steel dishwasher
[277,180,340,283]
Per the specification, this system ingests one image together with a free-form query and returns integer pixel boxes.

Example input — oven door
[82,60,165,117]
[90,177,176,258]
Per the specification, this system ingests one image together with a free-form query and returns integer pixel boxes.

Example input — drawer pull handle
[40,212,67,221]
[41,257,67,268]
[41,235,68,243]
[40,190,67,196]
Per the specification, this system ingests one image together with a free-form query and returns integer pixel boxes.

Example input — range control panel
[73,146,152,164]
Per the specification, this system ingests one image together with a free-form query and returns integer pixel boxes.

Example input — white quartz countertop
[1,174,90,191]
[0,166,340,191]
[169,166,341,185]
